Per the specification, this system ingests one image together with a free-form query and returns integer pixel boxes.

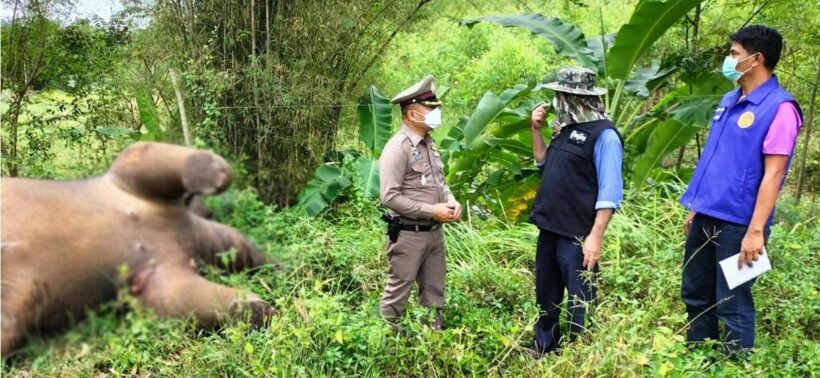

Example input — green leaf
[668,97,716,127]
[357,85,392,157]
[357,156,380,199]
[625,62,678,97]
[296,164,351,217]
[135,84,164,141]
[461,14,598,70]
[462,83,532,145]
[631,119,700,187]
[587,33,617,76]
[607,0,703,81]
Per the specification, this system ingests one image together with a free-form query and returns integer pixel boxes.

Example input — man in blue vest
[680,25,803,355]
[527,67,623,355]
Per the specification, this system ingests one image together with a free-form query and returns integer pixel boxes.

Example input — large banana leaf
[448,103,534,182]
[587,33,617,76]
[461,83,533,145]
[296,164,351,217]
[357,156,380,199]
[357,85,392,157]
[607,0,702,81]
[461,14,598,70]
[624,62,678,97]
[631,118,700,187]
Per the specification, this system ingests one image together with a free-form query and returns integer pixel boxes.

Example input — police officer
[680,25,803,355]
[379,75,461,330]
[528,67,624,355]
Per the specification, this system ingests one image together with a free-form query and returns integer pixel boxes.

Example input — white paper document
[719,248,771,290]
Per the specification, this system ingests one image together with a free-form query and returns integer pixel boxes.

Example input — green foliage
[149,0,430,206]
[134,84,164,141]
[442,80,543,220]
[357,86,393,157]
[631,119,697,187]
[453,1,739,195]
[606,0,702,81]
[296,84,393,216]
[296,164,351,218]
[461,14,598,71]
[356,156,381,200]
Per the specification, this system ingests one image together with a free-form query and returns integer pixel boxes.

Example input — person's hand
[531,102,549,130]
[582,234,602,270]
[738,229,765,269]
[432,203,456,223]
[684,211,696,236]
[446,198,462,221]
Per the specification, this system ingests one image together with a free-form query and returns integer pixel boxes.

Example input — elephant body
[1,142,275,358]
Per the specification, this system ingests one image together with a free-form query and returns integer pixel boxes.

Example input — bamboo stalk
[169,69,192,146]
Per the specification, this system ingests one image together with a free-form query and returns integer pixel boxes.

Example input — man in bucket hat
[527,67,623,355]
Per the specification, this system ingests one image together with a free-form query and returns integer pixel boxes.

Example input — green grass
[2,185,818,376]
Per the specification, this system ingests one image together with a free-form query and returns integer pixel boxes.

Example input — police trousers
[379,227,445,321]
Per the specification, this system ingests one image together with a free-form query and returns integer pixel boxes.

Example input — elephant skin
[1,142,276,358]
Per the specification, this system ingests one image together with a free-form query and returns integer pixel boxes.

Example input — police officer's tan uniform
[379,75,454,328]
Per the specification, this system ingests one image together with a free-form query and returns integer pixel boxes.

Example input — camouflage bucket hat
[544,67,607,96]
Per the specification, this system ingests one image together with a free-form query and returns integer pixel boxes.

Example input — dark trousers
[682,213,768,352]
[533,229,598,352]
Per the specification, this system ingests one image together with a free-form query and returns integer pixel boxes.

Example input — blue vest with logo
[680,76,802,226]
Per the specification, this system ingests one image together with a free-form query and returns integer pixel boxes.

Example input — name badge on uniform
[411,147,422,161]
[713,106,726,121]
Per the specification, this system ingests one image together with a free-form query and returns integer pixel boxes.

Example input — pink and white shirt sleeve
[762,102,802,156]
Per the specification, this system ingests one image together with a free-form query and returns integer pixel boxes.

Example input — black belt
[397,223,440,232]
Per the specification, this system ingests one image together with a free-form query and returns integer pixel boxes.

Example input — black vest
[529,119,621,238]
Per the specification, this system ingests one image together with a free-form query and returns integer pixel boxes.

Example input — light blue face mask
[722,53,758,82]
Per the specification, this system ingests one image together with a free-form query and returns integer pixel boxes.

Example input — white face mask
[413,108,443,130]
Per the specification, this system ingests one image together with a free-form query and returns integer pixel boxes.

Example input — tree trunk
[796,64,819,202]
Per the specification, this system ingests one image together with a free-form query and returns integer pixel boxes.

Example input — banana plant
[459,0,723,193]
[296,85,392,216]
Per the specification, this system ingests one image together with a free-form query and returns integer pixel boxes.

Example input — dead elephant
[1,142,277,358]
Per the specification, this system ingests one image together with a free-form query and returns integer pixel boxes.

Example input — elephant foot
[229,299,277,331]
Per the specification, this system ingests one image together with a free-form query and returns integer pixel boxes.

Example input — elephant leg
[192,217,276,272]
[130,262,275,330]
[1,308,27,359]
[1,277,43,359]
[107,142,233,201]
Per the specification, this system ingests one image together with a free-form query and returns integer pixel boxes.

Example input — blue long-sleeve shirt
[537,128,623,209]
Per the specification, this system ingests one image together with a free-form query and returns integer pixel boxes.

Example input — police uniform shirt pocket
[410,160,432,187]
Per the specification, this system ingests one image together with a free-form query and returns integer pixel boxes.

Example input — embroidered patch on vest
[737,111,755,128]
[568,130,589,146]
